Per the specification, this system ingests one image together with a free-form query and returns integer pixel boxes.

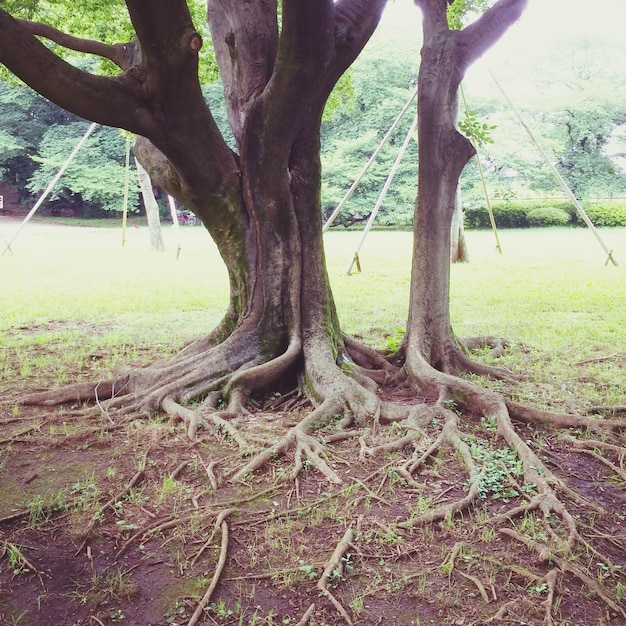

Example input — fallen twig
[574,353,621,366]
[293,603,316,626]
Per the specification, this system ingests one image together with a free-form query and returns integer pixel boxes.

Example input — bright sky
[381,0,626,99]
[488,0,626,57]
[384,0,626,57]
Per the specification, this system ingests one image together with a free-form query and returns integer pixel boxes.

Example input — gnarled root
[232,397,346,484]
[396,350,626,619]
[316,526,355,625]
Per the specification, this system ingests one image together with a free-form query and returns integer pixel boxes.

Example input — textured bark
[2,0,387,413]
[403,0,528,386]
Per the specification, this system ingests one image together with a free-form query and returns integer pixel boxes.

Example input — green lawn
[1,220,624,400]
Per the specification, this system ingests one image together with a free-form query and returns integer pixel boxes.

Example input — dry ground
[1,332,625,626]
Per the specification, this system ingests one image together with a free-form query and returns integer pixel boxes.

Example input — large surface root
[395,353,626,621]
[11,330,626,623]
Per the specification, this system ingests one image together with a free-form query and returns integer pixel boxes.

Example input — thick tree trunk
[403,0,528,388]
[403,20,474,378]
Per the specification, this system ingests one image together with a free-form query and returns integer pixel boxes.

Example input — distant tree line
[2,22,626,227]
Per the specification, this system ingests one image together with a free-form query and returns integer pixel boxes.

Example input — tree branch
[15,18,133,69]
[459,0,528,67]
[0,9,152,135]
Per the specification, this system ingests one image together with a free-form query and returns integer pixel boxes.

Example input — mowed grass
[1,219,625,403]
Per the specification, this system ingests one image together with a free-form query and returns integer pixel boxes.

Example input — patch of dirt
[1,347,625,626]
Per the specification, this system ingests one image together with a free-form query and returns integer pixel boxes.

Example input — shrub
[526,207,571,226]
[576,202,626,227]
[464,199,626,229]
[464,202,528,229]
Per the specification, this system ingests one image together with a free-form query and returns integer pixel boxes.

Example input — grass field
[2,218,624,410]
[1,220,625,383]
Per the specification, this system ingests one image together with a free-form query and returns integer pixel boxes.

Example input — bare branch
[16,18,133,69]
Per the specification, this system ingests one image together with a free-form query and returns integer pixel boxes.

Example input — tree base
[16,331,626,624]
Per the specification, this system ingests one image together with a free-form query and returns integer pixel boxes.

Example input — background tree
[0,83,75,205]
[321,13,420,228]
[26,121,140,216]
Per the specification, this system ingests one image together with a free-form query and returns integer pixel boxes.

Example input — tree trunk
[403,0,528,389]
[134,157,165,252]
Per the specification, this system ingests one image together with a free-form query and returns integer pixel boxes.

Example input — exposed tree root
[13,325,626,621]
[187,510,231,626]
[316,526,355,625]
[459,335,510,359]
[232,397,345,484]
[500,528,626,619]
[293,603,316,626]
[507,400,626,431]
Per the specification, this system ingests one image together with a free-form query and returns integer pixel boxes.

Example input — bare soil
[1,338,625,626]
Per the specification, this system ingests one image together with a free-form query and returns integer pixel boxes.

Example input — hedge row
[464,199,626,229]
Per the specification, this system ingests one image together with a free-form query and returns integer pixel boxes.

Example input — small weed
[3,543,30,576]
[70,473,100,509]
[480,415,498,433]
[27,490,66,526]
[350,594,364,614]
[210,599,233,619]
[164,601,188,623]
[158,474,176,503]
[298,562,317,580]
[528,582,548,595]
[464,440,525,502]
[385,327,405,352]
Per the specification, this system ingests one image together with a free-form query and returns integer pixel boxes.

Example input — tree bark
[1,0,388,413]
[403,0,528,387]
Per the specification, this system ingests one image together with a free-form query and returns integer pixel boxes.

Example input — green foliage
[458,110,496,148]
[26,122,140,214]
[0,82,76,198]
[464,199,626,229]
[464,201,529,228]
[464,440,527,502]
[577,201,626,227]
[0,1,217,83]
[447,0,494,30]
[553,100,626,199]
[526,207,571,227]
[321,22,419,228]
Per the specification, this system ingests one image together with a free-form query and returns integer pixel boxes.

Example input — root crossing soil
[1,340,625,626]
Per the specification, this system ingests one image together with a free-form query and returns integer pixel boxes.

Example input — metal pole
[345,116,418,275]
[459,84,502,254]
[489,69,617,266]
[121,134,131,247]
[168,195,182,260]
